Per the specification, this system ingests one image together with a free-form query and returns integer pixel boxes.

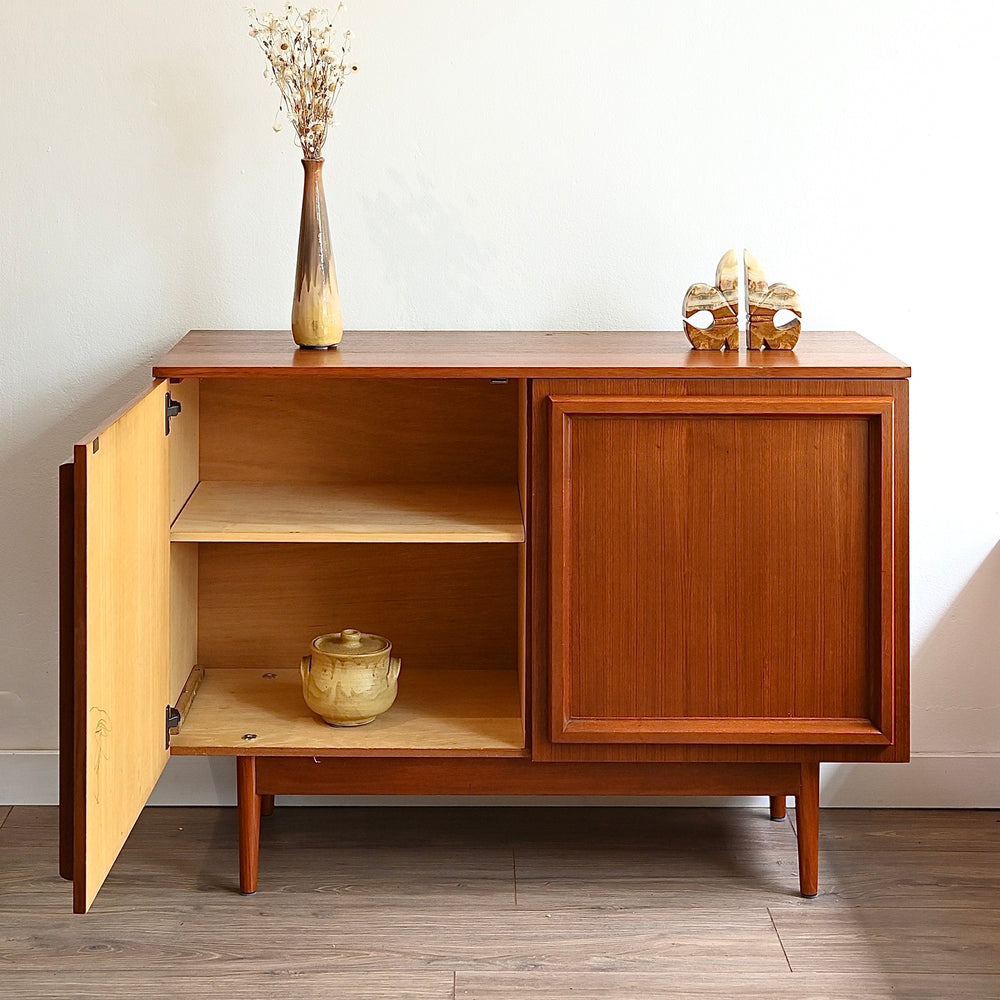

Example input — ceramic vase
[291,158,344,349]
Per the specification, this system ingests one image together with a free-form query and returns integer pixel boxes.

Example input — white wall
[2,0,998,806]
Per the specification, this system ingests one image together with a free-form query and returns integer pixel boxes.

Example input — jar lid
[314,628,390,656]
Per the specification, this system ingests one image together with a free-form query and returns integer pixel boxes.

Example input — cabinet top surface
[152,330,910,379]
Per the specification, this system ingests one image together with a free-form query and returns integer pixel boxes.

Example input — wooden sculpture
[683,249,740,350]
[744,249,801,350]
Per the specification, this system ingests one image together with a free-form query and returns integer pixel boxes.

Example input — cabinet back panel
[561,413,874,722]
[198,379,518,484]
[197,543,518,673]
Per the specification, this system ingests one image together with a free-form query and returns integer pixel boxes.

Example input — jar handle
[388,656,401,683]
[300,654,312,682]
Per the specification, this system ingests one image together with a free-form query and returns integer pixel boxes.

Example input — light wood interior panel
[167,379,200,704]
[197,543,520,674]
[76,382,170,912]
[169,543,198,704]
[170,667,523,755]
[198,378,519,484]
[167,378,199,520]
[170,482,524,542]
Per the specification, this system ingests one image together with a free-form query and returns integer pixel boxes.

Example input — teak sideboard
[59,330,910,913]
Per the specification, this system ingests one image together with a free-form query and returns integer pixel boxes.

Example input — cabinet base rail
[234,757,820,897]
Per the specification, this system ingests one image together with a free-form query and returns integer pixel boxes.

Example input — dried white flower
[248,3,356,158]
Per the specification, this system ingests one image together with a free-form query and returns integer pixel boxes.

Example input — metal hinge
[165,704,181,748]
[165,392,182,435]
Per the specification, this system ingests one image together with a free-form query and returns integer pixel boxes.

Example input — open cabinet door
[70,381,171,912]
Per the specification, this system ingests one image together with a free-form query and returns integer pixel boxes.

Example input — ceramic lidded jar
[300,629,401,726]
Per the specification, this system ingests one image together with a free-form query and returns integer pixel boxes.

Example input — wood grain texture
[27,805,1000,911]
[2,808,515,907]
[167,377,199,520]
[0,904,790,972]
[769,906,1000,973]
[236,756,260,894]
[170,667,523,755]
[171,481,525,542]
[512,836,804,910]
[455,972,1000,1000]
[74,381,171,913]
[167,379,201,708]
[255,758,800,797]
[152,330,910,380]
[810,808,1000,852]
[1,972,454,1000]
[243,844,517,906]
[547,394,894,745]
[788,849,1000,908]
[198,377,519,485]
[66,331,911,913]
[531,378,910,766]
[58,463,75,882]
[795,763,820,897]
[169,542,198,705]
[517,378,530,745]
[196,542,519,674]
[7,805,996,991]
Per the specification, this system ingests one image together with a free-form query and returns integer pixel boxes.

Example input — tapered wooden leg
[795,762,820,898]
[261,795,275,817]
[236,756,261,895]
[769,795,786,821]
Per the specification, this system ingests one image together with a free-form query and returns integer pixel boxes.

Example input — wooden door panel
[560,411,739,721]
[734,415,870,722]
[73,381,171,912]
[548,395,894,746]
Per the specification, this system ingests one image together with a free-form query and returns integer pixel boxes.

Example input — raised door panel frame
[70,380,172,912]
[545,391,896,749]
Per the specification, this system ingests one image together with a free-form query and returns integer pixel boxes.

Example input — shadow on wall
[910,540,1000,754]
[822,540,1000,807]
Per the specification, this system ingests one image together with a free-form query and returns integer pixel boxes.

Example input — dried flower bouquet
[247,3,356,160]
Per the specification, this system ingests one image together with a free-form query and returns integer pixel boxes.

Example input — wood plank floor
[1,806,997,999]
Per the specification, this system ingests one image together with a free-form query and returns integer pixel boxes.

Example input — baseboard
[818,756,1000,808]
[3,752,998,808]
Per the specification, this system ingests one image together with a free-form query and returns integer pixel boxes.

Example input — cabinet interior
[167,376,528,755]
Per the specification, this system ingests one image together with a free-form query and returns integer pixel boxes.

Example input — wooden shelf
[170,481,525,543]
[169,667,525,756]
